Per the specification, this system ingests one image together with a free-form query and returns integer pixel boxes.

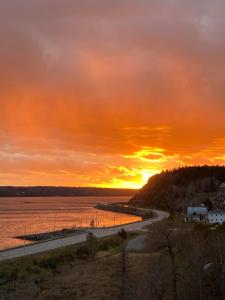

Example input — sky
[0,0,225,189]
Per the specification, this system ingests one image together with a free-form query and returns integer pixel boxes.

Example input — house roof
[208,210,225,215]
[187,207,208,215]
[214,193,225,198]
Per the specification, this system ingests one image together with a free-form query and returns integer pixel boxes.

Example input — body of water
[0,196,140,250]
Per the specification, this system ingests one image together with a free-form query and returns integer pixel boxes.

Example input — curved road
[0,210,168,262]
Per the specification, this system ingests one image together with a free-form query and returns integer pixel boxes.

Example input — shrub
[98,235,123,251]
[37,257,58,270]
[76,245,90,259]
[86,232,98,258]
[117,229,128,240]
[0,268,18,283]
[99,240,109,251]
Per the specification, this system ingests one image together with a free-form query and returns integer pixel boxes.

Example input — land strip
[94,203,155,219]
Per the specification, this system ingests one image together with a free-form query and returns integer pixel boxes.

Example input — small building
[220,183,225,193]
[213,193,225,208]
[186,207,208,222]
[208,210,225,224]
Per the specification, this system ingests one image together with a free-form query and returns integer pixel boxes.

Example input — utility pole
[53,213,57,231]
[23,223,26,249]
[95,209,98,228]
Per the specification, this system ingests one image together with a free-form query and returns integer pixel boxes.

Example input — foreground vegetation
[0,230,135,300]
[2,215,225,299]
[125,215,225,300]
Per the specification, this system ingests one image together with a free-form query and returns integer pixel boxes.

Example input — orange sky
[0,0,225,188]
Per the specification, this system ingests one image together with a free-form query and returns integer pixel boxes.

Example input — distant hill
[0,186,137,197]
[129,166,225,211]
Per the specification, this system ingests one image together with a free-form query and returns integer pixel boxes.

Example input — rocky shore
[94,203,155,220]
[15,228,86,242]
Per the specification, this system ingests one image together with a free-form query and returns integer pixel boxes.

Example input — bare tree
[120,242,128,299]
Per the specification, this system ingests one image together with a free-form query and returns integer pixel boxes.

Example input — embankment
[94,203,155,220]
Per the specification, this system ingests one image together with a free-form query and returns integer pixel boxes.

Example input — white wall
[208,213,225,224]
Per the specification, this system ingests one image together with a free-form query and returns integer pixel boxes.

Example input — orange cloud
[0,0,225,188]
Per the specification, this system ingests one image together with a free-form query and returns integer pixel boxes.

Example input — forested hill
[0,186,137,197]
[129,166,225,211]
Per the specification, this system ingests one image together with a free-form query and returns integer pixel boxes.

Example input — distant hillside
[0,186,137,197]
[130,166,225,211]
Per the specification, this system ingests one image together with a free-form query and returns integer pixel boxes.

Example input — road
[126,234,148,252]
[0,210,169,262]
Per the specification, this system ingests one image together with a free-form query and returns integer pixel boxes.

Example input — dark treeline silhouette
[0,186,137,197]
[130,166,225,211]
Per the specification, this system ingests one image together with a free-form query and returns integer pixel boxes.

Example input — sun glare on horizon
[141,169,159,186]
[95,168,160,190]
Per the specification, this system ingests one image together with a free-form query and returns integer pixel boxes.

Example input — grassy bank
[0,231,138,300]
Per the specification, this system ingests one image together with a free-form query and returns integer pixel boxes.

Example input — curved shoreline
[94,203,155,219]
[0,209,169,262]
[0,204,152,255]
[10,204,152,246]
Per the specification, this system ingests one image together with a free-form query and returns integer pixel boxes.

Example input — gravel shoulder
[126,234,148,252]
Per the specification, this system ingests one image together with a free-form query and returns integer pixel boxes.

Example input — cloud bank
[0,0,225,187]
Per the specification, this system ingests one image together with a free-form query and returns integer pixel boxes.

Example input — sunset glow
[0,1,225,188]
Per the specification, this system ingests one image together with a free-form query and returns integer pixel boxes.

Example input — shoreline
[0,209,169,262]
[0,204,153,254]
[94,203,155,220]
[0,220,144,254]
[14,228,86,242]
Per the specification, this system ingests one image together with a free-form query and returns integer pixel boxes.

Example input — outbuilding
[220,183,225,193]
[213,193,225,208]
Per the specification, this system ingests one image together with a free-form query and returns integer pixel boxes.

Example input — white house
[208,210,225,224]
[186,207,208,222]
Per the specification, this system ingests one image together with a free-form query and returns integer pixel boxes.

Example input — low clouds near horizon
[0,0,225,188]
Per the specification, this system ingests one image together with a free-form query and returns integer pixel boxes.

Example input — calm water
[0,196,140,250]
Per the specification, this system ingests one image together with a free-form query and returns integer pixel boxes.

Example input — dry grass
[0,234,141,300]
[0,252,122,300]
[0,251,156,300]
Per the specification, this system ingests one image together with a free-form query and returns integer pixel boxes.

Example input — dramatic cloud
[0,0,225,188]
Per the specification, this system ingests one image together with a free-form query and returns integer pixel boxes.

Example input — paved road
[126,234,148,252]
[0,210,169,262]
